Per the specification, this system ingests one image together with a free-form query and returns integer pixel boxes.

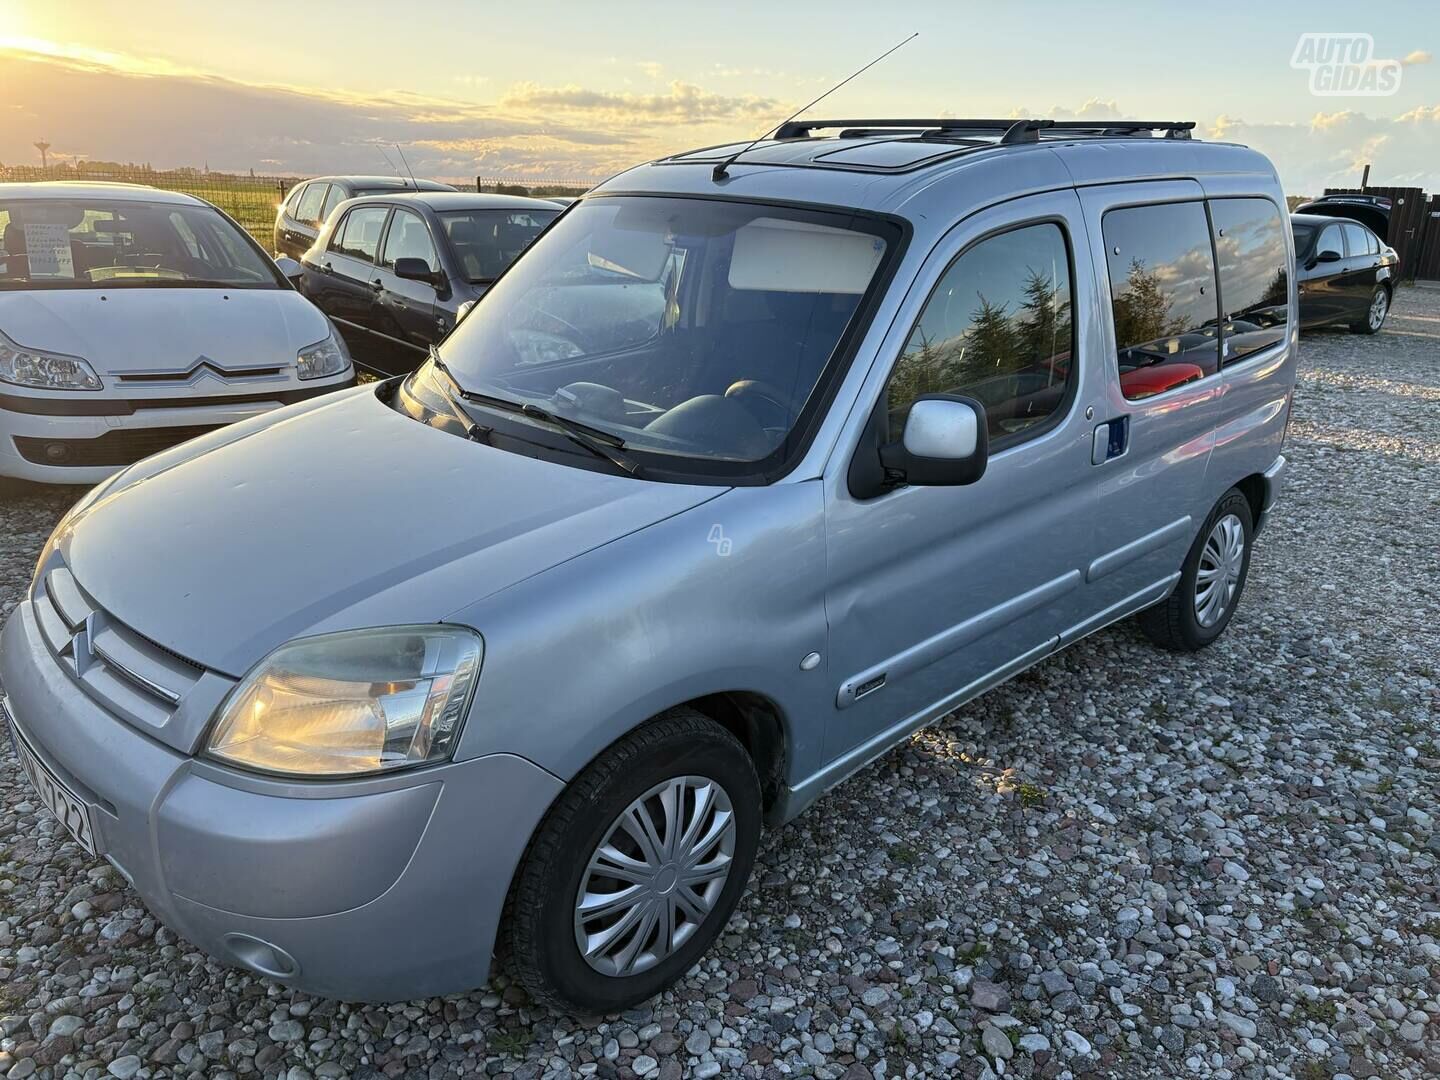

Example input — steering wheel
[512,295,590,350]
[724,379,796,428]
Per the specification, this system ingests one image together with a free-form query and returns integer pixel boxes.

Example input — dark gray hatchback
[272,175,456,261]
[297,191,559,375]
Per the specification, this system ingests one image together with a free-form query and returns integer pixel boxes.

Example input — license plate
[4,700,98,856]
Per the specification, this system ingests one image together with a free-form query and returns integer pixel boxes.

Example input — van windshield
[427,195,895,471]
[0,199,283,289]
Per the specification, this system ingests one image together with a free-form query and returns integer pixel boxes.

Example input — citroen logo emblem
[59,613,97,674]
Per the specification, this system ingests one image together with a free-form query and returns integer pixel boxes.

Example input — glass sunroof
[813,140,968,168]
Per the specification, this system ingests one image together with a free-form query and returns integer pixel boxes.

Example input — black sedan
[1292,213,1398,335]
[298,192,561,375]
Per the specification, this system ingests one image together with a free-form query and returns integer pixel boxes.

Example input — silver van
[1,118,1294,1011]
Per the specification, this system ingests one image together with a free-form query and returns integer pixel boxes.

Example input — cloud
[0,44,779,181]
[1007,99,1124,121]
[1209,107,1440,194]
[1401,50,1432,66]
[498,80,783,123]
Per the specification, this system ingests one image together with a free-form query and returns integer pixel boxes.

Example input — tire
[1138,488,1254,651]
[503,708,761,1013]
[1350,285,1390,335]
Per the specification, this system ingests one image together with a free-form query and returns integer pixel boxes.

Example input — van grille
[34,567,203,728]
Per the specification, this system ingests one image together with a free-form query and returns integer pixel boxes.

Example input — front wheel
[1138,489,1254,651]
[503,709,761,1013]
[1351,285,1390,335]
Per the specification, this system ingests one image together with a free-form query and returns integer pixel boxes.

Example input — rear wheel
[1351,285,1389,334]
[1137,489,1254,651]
[503,708,761,1013]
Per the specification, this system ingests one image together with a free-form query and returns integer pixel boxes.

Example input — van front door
[1072,182,1223,635]
[817,190,1103,787]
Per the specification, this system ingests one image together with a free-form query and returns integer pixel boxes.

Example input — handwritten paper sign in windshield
[23,223,76,279]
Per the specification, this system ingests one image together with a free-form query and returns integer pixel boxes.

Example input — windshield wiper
[427,348,644,476]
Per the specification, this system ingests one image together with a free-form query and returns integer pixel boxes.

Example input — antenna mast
[395,144,419,189]
[713,32,918,181]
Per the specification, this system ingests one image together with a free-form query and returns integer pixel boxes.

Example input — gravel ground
[1,289,1437,1080]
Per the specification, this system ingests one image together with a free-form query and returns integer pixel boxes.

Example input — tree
[1015,267,1072,364]
[1112,258,1185,348]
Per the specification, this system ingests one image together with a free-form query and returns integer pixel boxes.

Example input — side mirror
[1316,249,1342,264]
[879,394,989,487]
[273,256,303,283]
[394,257,440,286]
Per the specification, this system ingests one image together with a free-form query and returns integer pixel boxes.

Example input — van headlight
[296,330,350,381]
[0,329,102,390]
[207,627,482,777]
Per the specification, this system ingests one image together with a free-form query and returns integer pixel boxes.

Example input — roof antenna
[394,143,419,189]
[712,31,918,181]
[377,145,402,178]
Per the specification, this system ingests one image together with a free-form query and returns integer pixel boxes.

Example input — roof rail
[774,118,1196,141]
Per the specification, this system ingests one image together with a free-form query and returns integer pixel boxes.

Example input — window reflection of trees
[889,254,1074,442]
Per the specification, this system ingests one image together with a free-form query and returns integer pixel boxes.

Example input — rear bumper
[1,600,564,1000]
[1256,454,1287,534]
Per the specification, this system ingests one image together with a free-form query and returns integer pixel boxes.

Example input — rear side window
[1210,198,1289,365]
[333,206,390,262]
[1103,202,1219,401]
[319,184,346,225]
[887,222,1075,445]
[294,184,326,226]
[1342,223,1369,258]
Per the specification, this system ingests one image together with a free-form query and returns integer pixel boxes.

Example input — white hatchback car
[0,182,353,484]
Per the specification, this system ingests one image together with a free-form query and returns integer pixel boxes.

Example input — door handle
[1091,416,1130,465]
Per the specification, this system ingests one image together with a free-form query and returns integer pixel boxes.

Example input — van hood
[59,388,724,676]
[0,288,329,374]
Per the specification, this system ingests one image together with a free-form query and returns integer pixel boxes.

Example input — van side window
[1103,202,1219,400]
[886,222,1074,445]
[1209,198,1289,364]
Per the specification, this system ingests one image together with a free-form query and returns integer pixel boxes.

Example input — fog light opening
[222,932,300,979]
[43,443,72,463]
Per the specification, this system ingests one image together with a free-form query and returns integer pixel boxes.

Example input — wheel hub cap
[1370,291,1387,329]
[1194,513,1245,628]
[574,776,736,976]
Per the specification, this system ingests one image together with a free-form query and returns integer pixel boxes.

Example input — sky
[1,0,1437,196]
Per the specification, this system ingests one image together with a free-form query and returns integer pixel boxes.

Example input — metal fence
[0,165,594,249]
[0,164,300,247]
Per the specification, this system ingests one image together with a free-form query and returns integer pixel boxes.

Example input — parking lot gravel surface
[1,289,1437,1080]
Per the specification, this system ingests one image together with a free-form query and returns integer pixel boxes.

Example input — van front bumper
[0,600,563,1001]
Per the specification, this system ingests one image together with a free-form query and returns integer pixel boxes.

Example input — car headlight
[296,330,350,381]
[0,328,102,391]
[207,626,482,777]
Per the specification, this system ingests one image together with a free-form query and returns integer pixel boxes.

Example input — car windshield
[424,195,894,470]
[0,198,281,289]
[1291,222,1317,252]
[438,209,560,283]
